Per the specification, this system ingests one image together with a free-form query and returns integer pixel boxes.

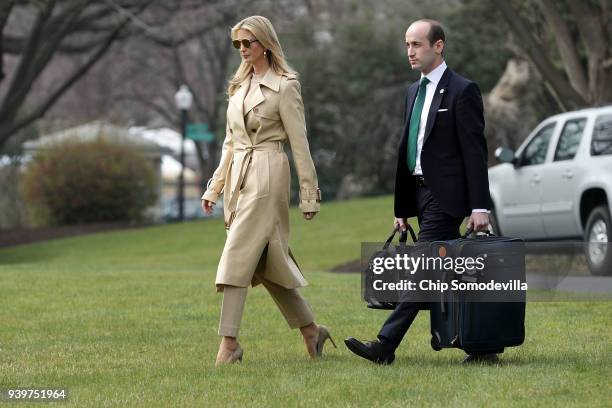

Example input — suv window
[519,123,555,166]
[591,113,612,156]
[554,117,586,161]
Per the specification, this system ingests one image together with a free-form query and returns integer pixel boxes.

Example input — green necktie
[407,77,430,172]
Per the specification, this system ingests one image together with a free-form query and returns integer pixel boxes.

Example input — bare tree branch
[0,0,163,151]
[493,0,587,109]
[5,34,110,54]
[114,93,176,124]
[0,22,126,147]
[1,1,88,122]
[538,0,589,100]
[568,0,612,101]
[0,1,16,81]
[1,1,55,89]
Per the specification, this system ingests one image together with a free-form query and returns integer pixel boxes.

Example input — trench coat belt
[226,141,284,213]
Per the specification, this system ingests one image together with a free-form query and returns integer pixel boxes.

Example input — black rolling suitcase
[429,230,526,353]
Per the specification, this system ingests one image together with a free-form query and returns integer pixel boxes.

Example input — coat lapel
[230,77,250,136]
[244,69,283,114]
[423,68,452,144]
[243,85,265,115]
[259,68,282,92]
[399,83,419,148]
[404,83,419,130]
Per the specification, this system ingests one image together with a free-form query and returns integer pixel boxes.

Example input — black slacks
[377,178,464,349]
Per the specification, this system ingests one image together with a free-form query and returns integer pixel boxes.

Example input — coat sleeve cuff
[299,200,320,213]
[299,187,321,213]
[201,189,219,203]
[299,187,321,200]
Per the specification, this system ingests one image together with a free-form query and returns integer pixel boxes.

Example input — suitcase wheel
[430,334,442,351]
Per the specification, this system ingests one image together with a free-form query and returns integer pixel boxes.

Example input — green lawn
[0,195,610,407]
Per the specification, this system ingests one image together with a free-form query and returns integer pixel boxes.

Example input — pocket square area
[437,108,449,112]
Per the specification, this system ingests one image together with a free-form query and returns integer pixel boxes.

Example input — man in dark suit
[345,19,494,364]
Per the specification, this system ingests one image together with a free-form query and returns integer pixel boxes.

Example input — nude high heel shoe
[313,325,337,358]
[215,343,243,367]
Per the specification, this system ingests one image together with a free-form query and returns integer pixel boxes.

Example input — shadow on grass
[0,244,61,265]
[322,348,603,368]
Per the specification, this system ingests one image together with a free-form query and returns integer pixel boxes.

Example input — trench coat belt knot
[226,140,284,213]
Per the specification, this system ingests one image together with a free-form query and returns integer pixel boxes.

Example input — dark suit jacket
[394,67,491,219]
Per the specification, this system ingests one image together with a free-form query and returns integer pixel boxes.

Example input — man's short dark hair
[417,19,445,46]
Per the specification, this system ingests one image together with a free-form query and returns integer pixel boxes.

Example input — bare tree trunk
[495,0,612,109]
[0,1,16,82]
[568,0,612,104]
[493,0,586,110]
[538,0,589,99]
[484,58,536,161]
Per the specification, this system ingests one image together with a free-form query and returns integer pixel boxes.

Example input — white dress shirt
[413,60,446,176]
[412,60,488,214]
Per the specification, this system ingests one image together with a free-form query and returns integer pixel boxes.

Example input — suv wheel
[584,205,612,276]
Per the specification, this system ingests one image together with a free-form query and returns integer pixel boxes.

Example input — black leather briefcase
[364,225,424,310]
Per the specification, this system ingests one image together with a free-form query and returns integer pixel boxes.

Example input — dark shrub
[22,138,158,225]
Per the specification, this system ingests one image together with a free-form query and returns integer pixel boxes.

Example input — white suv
[489,105,612,275]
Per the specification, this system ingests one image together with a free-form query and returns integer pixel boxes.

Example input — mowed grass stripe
[0,196,610,407]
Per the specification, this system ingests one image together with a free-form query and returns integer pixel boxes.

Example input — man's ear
[435,40,444,55]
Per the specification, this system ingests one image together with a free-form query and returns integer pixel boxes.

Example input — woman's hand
[303,212,316,220]
[202,199,215,215]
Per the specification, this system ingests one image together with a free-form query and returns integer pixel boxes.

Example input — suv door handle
[562,170,574,179]
[530,174,541,184]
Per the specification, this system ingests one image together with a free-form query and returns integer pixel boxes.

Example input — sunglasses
[232,38,259,49]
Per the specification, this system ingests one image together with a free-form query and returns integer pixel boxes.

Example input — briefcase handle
[463,227,495,239]
[383,224,417,249]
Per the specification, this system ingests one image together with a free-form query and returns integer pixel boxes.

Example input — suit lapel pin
[440,89,445,94]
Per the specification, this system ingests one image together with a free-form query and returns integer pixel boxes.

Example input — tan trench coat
[201,69,321,291]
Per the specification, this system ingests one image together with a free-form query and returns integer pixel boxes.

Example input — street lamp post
[174,84,193,222]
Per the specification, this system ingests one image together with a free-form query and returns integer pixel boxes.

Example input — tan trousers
[218,277,315,337]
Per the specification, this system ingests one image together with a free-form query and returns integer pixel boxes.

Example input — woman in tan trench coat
[201,16,335,366]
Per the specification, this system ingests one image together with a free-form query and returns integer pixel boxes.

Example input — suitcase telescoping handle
[383,224,418,249]
[440,270,448,320]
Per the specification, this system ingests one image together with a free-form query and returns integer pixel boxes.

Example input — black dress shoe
[461,353,499,364]
[344,337,395,365]
[366,300,398,310]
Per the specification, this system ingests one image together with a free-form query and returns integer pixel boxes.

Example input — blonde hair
[227,16,296,96]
